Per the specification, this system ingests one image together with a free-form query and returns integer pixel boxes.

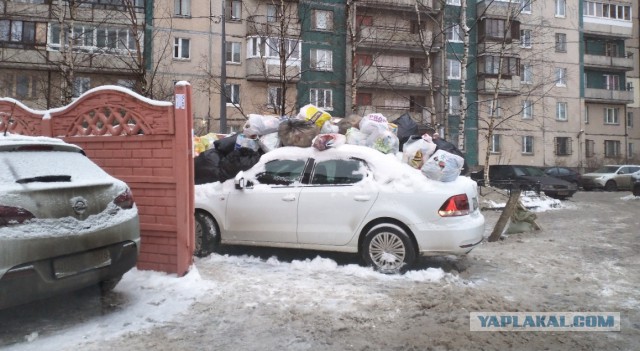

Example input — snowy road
[1,191,639,350]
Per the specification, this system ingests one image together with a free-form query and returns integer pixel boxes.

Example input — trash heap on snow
[194,105,467,185]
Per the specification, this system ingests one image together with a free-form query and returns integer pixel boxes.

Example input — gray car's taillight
[0,205,35,226]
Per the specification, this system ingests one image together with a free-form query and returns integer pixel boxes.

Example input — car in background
[0,134,140,309]
[544,166,581,186]
[194,144,485,274]
[580,165,640,191]
[632,171,640,196]
[470,165,578,199]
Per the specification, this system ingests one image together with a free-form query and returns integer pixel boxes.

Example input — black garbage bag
[214,133,238,157]
[278,119,319,147]
[194,148,223,185]
[392,113,419,151]
[219,147,262,182]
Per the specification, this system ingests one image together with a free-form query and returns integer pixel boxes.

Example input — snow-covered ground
[1,191,639,350]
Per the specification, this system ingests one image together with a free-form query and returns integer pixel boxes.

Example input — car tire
[362,224,416,274]
[633,184,640,197]
[604,180,617,192]
[195,211,220,257]
[99,276,122,294]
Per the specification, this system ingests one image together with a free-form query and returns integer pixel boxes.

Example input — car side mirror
[235,171,246,190]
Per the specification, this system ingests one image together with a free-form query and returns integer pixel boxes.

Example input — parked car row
[471,164,640,198]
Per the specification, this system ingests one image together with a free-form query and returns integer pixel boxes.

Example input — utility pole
[219,0,227,133]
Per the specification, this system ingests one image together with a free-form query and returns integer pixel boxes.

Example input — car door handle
[282,194,296,202]
[354,195,371,202]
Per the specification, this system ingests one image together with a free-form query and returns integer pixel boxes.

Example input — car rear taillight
[438,194,470,217]
[0,206,35,226]
[114,189,135,209]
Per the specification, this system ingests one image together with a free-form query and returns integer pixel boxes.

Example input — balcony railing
[245,57,301,82]
[478,76,521,96]
[246,16,301,37]
[584,88,633,103]
[583,20,633,38]
[357,0,438,13]
[359,26,436,52]
[583,54,634,71]
[357,65,433,90]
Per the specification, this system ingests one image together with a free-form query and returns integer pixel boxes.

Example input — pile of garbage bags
[194,105,467,185]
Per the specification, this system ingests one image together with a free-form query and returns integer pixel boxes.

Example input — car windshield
[513,166,545,177]
[594,166,620,173]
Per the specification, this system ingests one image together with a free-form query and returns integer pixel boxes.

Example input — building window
[410,96,425,113]
[604,140,620,158]
[73,76,90,98]
[480,18,520,42]
[225,84,240,105]
[264,38,300,60]
[356,93,372,107]
[522,136,534,154]
[49,24,138,53]
[267,4,278,22]
[585,139,595,157]
[604,74,620,90]
[448,59,461,79]
[521,0,532,13]
[629,143,635,158]
[628,112,633,128]
[555,0,566,17]
[522,100,533,119]
[267,86,282,108]
[310,49,333,71]
[173,37,190,59]
[555,137,572,156]
[0,20,43,45]
[449,95,461,115]
[310,88,333,110]
[521,63,532,84]
[490,134,501,153]
[583,2,631,21]
[480,56,519,76]
[1,74,39,99]
[174,0,191,16]
[555,67,566,86]
[226,42,241,63]
[446,23,462,42]
[605,108,619,124]
[488,99,502,118]
[446,0,461,5]
[312,10,333,31]
[556,102,567,121]
[226,0,242,20]
[555,33,566,52]
[520,29,532,48]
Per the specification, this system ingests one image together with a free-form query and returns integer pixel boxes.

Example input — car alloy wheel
[194,212,220,257]
[362,224,416,274]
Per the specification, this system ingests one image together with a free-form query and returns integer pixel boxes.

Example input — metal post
[219,0,227,133]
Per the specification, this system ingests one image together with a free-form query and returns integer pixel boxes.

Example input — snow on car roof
[0,133,78,147]
[249,144,473,193]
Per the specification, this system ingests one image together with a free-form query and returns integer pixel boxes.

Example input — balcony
[245,57,300,82]
[583,19,633,39]
[357,65,433,90]
[584,88,633,104]
[583,54,634,71]
[478,76,521,96]
[246,16,301,37]
[358,26,439,53]
[357,0,438,14]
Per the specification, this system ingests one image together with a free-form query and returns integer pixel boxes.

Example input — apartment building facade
[1,0,638,170]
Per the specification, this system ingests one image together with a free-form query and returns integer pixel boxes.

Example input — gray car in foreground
[0,134,140,309]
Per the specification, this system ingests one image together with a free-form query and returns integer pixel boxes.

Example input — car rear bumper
[0,240,138,309]
[412,212,486,256]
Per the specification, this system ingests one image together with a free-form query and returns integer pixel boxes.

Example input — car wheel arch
[357,218,419,258]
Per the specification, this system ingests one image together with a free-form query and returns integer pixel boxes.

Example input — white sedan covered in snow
[194,144,485,273]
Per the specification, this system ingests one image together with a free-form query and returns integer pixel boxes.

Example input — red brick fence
[0,84,195,276]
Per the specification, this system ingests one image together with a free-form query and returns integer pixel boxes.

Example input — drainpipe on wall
[219,0,227,133]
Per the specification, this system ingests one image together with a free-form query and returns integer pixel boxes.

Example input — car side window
[311,159,365,185]
[256,159,307,186]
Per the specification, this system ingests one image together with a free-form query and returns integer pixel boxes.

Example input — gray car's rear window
[0,151,110,184]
